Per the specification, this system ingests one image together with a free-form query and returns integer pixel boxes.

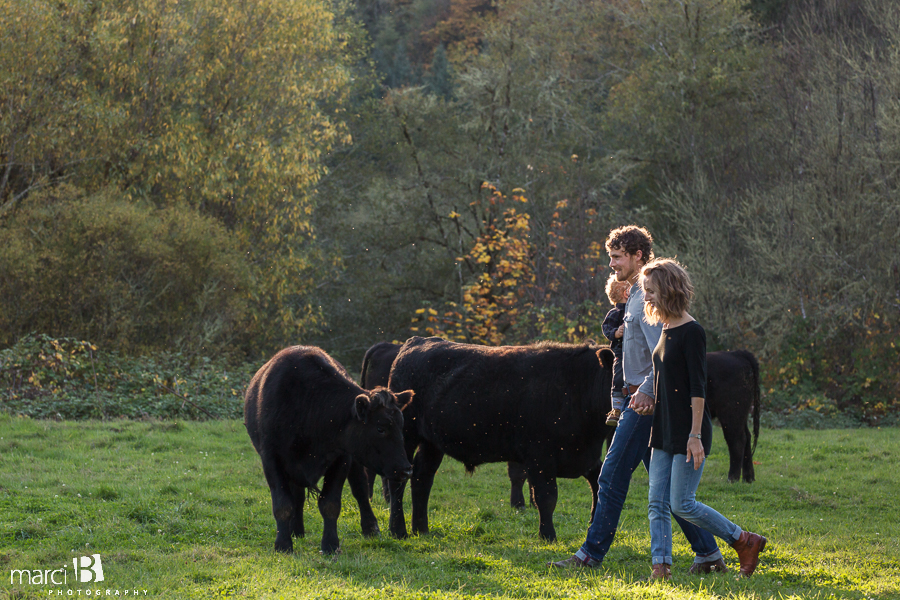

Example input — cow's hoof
[320,545,342,556]
[274,541,293,553]
[362,523,380,537]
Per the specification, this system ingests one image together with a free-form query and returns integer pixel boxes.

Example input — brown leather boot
[730,531,767,576]
[649,563,671,581]
[689,558,728,574]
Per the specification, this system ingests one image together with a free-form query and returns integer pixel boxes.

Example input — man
[549,225,727,575]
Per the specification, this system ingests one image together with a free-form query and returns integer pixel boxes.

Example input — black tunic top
[650,320,712,456]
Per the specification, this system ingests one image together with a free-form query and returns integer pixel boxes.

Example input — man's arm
[630,308,663,415]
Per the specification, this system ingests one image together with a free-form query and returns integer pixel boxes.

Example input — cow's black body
[244,345,413,554]
[706,349,760,483]
[386,336,614,541]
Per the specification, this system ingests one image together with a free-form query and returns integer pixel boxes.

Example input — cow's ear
[597,348,615,371]
[353,394,371,423]
[394,390,415,411]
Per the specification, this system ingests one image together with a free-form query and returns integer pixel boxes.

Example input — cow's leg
[318,458,351,554]
[719,418,746,483]
[387,437,419,539]
[410,442,444,536]
[741,424,755,483]
[508,462,528,509]
[364,467,376,500]
[387,476,409,538]
[288,479,306,539]
[347,461,380,537]
[260,457,299,553]
[528,470,558,541]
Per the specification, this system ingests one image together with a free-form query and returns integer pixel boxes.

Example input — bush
[0,185,254,356]
[761,317,900,427]
[0,333,255,420]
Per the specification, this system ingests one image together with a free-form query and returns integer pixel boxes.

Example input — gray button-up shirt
[622,281,663,398]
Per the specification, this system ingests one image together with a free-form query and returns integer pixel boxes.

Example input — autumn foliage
[410,183,612,347]
[411,184,533,345]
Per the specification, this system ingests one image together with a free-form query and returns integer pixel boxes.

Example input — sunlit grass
[1,415,897,599]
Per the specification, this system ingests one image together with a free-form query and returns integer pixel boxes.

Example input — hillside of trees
[2,0,898,422]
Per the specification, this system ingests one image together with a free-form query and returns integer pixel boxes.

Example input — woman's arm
[686,396,705,470]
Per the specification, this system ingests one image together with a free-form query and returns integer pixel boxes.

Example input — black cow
[707,350,760,483]
[362,341,615,510]
[386,336,614,542]
[244,346,414,554]
[359,342,404,501]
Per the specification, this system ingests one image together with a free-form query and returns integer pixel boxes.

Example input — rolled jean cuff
[652,555,673,566]
[693,549,724,564]
[574,548,602,567]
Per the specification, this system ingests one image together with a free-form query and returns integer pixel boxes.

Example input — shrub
[761,316,900,427]
[0,333,255,420]
[0,185,254,356]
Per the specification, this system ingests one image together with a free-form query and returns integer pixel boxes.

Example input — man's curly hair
[605,225,654,265]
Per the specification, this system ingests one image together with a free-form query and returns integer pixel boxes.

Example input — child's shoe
[605,409,621,427]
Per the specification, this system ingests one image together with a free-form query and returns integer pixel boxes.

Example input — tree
[411,184,534,345]
[425,44,454,99]
[312,0,626,365]
[1,0,359,353]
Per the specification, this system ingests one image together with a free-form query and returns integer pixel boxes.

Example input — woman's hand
[686,437,705,470]
[629,391,655,415]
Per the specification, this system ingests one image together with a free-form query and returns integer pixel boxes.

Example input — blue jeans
[648,448,742,565]
[575,407,722,566]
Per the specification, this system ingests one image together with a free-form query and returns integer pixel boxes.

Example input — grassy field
[0,414,897,600]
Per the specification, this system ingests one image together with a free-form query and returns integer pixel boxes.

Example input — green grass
[1,415,897,600]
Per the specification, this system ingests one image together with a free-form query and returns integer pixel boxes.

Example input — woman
[641,258,766,580]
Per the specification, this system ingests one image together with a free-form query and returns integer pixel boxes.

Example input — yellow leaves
[409,185,536,346]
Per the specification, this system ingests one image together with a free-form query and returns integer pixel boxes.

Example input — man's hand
[615,324,625,339]
[628,391,655,415]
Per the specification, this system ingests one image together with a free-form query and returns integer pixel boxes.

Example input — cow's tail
[742,350,761,456]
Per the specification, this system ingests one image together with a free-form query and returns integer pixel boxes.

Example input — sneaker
[547,554,600,569]
[605,409,621,427]
[689,558,728,574]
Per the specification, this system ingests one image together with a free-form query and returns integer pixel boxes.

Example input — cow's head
[349,387,414,480]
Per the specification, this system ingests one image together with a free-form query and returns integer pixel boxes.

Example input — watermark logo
[74,554,104,583]
[9,553,148,595]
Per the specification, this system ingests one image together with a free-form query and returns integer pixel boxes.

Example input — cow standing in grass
[707,350,760,483]
[386,336,614,542]
[244,346,413,554]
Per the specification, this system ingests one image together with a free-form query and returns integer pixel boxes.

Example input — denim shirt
[622,282,663,399]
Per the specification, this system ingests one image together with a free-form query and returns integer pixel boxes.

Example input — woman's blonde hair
[640,258,693,324]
